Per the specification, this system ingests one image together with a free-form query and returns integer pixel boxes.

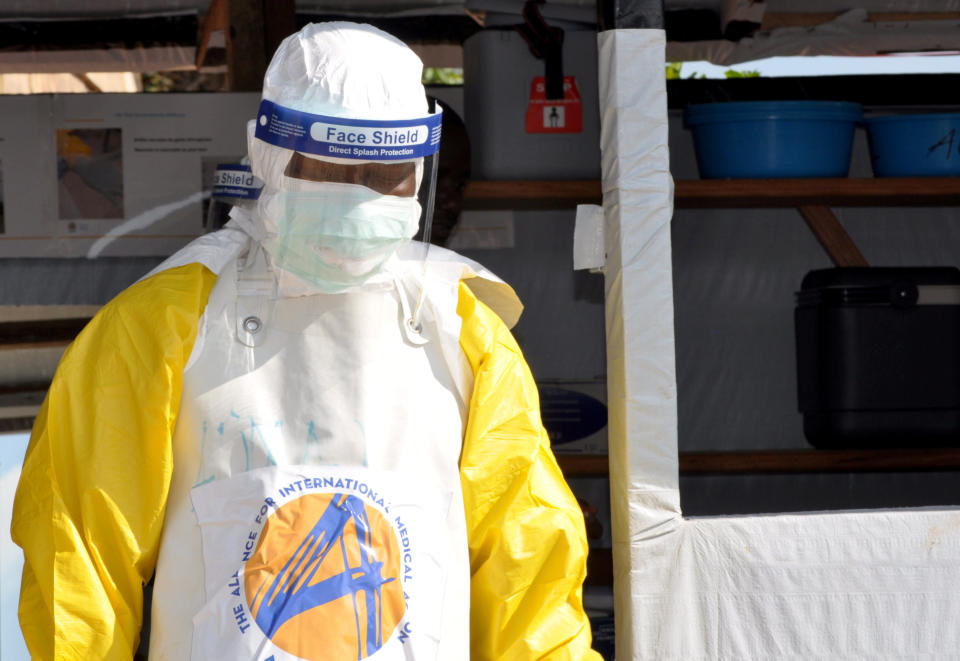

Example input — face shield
[251,97,442,293]
[204,162,263,232]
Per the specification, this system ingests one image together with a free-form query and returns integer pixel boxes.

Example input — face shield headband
[254,99,442,163]
[205,163,263,232]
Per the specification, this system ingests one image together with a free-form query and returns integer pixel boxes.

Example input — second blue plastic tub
[684,101,864,179]
[866,113,960,177]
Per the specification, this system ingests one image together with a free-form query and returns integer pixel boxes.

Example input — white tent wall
[599,23,960,661]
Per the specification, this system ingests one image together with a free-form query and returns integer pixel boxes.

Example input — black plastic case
[795,267,960,448]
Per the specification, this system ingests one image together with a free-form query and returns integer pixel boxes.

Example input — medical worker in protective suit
[13,22,599,661]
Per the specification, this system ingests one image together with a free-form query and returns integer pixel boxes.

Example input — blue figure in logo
[251,494,395,658]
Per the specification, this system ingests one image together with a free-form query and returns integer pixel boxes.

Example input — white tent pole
[597,19,679,660]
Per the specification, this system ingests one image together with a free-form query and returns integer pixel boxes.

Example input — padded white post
[597,28,679,659]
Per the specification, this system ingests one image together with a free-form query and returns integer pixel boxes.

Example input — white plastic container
[463,29,601,180]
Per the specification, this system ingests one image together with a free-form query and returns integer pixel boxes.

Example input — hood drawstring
[394,273,430,346]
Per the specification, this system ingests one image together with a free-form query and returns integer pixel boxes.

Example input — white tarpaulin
[599,27,960,661]
[666,9,960,65]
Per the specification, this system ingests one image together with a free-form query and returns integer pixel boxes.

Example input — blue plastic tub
[866,113,960,177]
[684,101,863,179]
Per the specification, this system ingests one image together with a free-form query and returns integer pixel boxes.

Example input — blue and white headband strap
[254,99,442,161]
[212,163,262,200]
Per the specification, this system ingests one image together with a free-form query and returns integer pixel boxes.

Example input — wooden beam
[462,179,960,210]
[196,0,228,69]
[674,178,960,209]
[263,0,297,59]
[557,454,610,477]
[463,180,602,209]
[559,450,960,476]
[225,0,296,91]
[797,204,868,267]
[0,318,90,347]
[681,449,960,474]
[71,73,101,92]
[226,0,267,92]
[0,417,36,433]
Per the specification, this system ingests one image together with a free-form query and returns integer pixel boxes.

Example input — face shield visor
[252,98,442,293]
[204,162,263,232]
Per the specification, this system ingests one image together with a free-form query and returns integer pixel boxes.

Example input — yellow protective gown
[12,258,599,660]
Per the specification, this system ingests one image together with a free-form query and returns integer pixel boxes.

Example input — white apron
[148,241,474,660]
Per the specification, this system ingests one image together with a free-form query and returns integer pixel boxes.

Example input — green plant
[422,68,464,85]
[666,62,706,80]
[724,69,761,78]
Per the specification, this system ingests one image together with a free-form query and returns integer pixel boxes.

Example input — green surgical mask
[259,181,421,292]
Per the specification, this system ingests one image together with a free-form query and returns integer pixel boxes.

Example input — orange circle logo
[244,492,406,660]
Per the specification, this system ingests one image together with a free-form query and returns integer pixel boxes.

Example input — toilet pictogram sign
[525,76,583,134]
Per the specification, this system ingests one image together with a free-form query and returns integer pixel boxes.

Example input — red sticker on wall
[525,76,583,134]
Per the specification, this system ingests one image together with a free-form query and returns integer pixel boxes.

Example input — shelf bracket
[797,204,869,267]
